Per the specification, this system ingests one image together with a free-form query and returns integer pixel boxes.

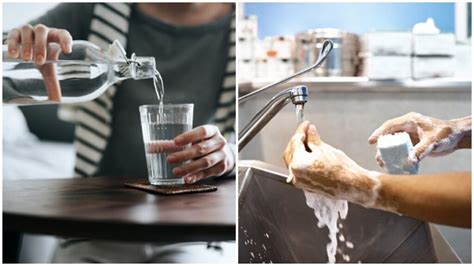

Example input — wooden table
[3,176,235,242]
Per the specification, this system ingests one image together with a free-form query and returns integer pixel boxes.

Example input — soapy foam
[288,150,386,262]
[303,190,348,263]
[420,128,463,159]
[288,150,382,210]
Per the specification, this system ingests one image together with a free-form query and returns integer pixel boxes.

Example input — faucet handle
[310,40,334,71]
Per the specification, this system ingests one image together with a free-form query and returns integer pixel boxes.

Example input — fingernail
[36,55,44,65]
[64,43,72,54]
[185,175,196,184]
[172,168,182,176]
[174,137,184,145]
[9,48,16,56]
[167,155,175,162]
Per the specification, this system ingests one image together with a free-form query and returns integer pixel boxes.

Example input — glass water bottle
[3,40,156,105]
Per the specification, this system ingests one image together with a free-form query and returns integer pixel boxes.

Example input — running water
[303,191,349,263]
[153,69,165,105]
[296,104,304,124]
[293,108,352,263]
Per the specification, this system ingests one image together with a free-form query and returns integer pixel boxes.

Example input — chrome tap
[239,85,308,151]
[238,40,334,152]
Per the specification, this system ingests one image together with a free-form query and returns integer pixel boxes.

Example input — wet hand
[368,112,471,166]
[283,121,380,207]
[167,125,234,184]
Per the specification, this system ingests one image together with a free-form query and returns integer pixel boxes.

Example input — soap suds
[418,128,464,159]
[303,190,349,263]
[346,241,354,249]
[338,234,345,242]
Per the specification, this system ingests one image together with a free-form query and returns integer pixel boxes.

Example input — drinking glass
[139,104,194,185]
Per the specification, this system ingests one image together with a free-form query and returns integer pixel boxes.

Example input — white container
[360,32,412,56]
[239,36,257,60]
[455,43,472,79]
[239,15,258,39]
[255,58,270,78]
[361,56,412,80]
[238,59,257,81]
[412,56,455,80]
[268,35,295,59]
[264,58,294,80]
[413,33,455,56]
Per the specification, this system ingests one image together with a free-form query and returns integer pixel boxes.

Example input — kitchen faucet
[238,40,334,152]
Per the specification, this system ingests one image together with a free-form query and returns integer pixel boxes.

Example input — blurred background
[238,2,471,263]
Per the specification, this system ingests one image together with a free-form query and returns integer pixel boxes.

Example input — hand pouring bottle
[3,40,155,105]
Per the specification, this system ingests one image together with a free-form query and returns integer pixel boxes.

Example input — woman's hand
[167,125,235,184]
[7,24,72,64]
[6,24,73,102]
[283,121,381,207]
[368,112,471,166]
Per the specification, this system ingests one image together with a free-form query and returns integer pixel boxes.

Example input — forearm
[292,158,471,227]
[374,172,471,228]
[453,116,471,149]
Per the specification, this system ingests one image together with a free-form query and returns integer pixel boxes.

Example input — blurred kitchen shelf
[239,77,471,95]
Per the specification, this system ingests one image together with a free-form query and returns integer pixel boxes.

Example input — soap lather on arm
[368,112,471,166]
[283,117,471,228]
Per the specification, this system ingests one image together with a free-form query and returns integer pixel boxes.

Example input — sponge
[377,132,419,175]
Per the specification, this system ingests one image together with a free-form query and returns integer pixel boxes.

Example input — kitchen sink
[238,160,460,263]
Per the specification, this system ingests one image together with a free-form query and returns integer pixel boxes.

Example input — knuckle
[8,28,20,38]
[217,133,226,143]
[195,143,208,156]
[199,126,209,137]
[34,24,47,32]
[21,24,33,31]
[60,29,72,38]
[407,112,421,119]
[216,137,226,149]
[201,157,213,168]
[216,162,227,175]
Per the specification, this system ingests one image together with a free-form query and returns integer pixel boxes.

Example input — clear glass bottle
[3,40,156,105]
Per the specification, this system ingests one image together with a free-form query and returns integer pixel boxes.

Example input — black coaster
[124,182,217,195]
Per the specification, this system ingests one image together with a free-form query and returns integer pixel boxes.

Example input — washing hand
[283,121,471,227]
[167,125,235,184]
[368,112,471,167]
[283,121,381,208]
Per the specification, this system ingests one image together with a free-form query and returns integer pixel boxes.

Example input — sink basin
[238,160,461,263]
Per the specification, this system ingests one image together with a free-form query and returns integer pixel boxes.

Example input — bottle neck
[128,55,156,80]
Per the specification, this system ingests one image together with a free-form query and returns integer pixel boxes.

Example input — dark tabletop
[3,176,235,242]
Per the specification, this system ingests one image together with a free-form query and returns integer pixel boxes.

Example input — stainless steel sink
[238,160,461,263]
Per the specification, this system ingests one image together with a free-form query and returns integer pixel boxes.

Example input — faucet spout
[238,40,333,153]
[238,85,308,151]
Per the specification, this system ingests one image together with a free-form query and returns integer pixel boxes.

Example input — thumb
[295,120,310,136]
[291,121,310,144]
[306,124,321,151]
[283,121,310,167]
[410,135,436,162]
